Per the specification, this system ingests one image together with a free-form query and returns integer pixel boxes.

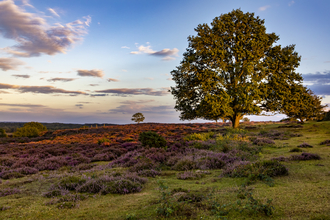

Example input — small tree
[131,113,145,124]
[13,122,47,137]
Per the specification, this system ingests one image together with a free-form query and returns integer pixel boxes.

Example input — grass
[0,121,330,219]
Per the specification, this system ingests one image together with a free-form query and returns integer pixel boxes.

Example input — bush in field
[184,132,215,141]
[13,122,47,137]
[290,152,321,161]
[58,176,87,190]
[138,131,166,148]
[97,138,110,145]
[297,142,313,148]
[289,147,303,152]
[223,160,288,185]
[0,128,7,138]
[320,140,330,146]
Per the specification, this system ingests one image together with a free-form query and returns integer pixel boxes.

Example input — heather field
[0,121,329,219]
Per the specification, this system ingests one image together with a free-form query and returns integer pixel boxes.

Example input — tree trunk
[231,114,242,128]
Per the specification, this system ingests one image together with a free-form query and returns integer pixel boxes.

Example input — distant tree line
[0,122,116,133]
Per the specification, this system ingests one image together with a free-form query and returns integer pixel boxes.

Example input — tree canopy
[170,9,307,128]
[131,113,145,124]
[282,85,326,123]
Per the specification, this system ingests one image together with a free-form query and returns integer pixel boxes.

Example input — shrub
[58,176,87,190]
[290,153,321,161]
[0,171,24,179]
[223,160,288,185]
[97,138,110,145]
[252,138,275,146]
[138,131,166,148]
[0,188,20,197]
[13,122,47,137]
[173,156,196,171]
[297,142,313,148]
[320,140,330,146]
[0,128,8,138]
[137,169,160,178]
[184,132,215,141]
[289,147,303,152]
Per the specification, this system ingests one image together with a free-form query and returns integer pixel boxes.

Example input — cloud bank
[95,88,169,96]
[0,0,91,57]
[0,83,86,95]
[303,71,330,95]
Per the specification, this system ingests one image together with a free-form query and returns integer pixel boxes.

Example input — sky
[0,0,329,124]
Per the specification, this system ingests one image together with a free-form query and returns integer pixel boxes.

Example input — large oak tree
[170,9,305,128]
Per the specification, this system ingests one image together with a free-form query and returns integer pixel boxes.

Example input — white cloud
[121,46,130,49]
[288,1,295,6]
[0,0,91,57]
[48,8,60,17]
[130,43,179,60]
[145,77,154,80]
[259,5,271,11]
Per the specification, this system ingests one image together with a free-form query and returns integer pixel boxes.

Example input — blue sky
[0,0,329,124]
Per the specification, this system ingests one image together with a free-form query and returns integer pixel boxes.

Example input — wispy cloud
[121,46,130,49]
[47,78,76,82]
[144,77,154,80]
[107,78,120,82]
[109,99,174,115]
[0,57,25,71]
[95,87,170,96]
[288,1,295,6]
[0,103,46,108]
[12,74,30,79]
[259,5,271,11]
[0,0,91,57]
[77,69,104,78]
[0,83,86,95]
[48,8,60,17]
[130,43,179,61]
[75,104,83,109]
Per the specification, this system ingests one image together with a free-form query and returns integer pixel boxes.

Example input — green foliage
[184,131,214,141]
[97,137,110,145]
[282,85,326,123]
[13,122,47,137]
[0,128,7,138]
[170,9,303,128]
[156,180,177,217]
[138,131,166,148]
[131,112,145,124]
[235,187,275,216]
